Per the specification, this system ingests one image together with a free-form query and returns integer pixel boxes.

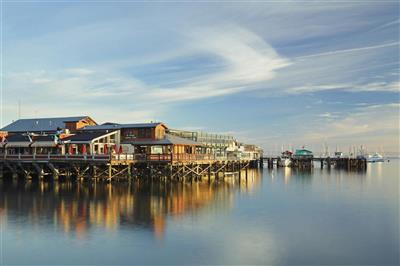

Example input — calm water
[0,161,398,265]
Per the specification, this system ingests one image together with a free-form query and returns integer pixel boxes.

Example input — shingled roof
[61,130,118,143]
[1,116,92,133]
[83,122,166,131]
[5,134,33,142]
[122,134,200,146]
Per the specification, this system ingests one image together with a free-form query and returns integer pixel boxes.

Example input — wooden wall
[65,117,97,132]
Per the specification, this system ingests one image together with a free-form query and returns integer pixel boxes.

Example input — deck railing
[113,153,223,162]
[0,153,250,163]
[0,153,111,161]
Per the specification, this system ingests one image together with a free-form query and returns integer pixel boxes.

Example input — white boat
[278,158,292,167]
[278,151,292,167]
[367,153,384,163]
[334,151,344,158]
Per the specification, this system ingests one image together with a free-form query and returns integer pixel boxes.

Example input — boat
[367,153,384,163]
[334,151,344,158]
[278,150,292,167]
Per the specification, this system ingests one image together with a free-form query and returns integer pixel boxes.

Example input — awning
[5,142,32,148]
[123,134,201,146]
[30,141,58,148]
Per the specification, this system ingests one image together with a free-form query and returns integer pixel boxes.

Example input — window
[137,128,152,138]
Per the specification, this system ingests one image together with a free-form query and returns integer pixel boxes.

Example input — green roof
[295,149,313,156]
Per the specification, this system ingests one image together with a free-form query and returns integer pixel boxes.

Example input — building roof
[83,122,166,131]
[4,134,58,143]
[62,130,117,143]
[1,116,92,132]
[122,134,200,146]
[295,149,313,155]
[32,135,57,142]
[5,134,32,142]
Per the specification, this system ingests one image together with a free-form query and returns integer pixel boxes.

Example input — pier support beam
[33,163,44,179]
[48,163,59,180]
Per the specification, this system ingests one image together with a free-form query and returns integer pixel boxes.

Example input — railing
[0,153,253,163]
[0,153,111,161]
[112,153,249,162]
[172,153,216,161]
[111,154,172,162]
[112,153,219,162]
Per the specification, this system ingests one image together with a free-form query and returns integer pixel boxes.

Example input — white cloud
[148,25,291,102]
[318,112,338,118]
[294,42,399,60]
[351,81,400,92]
[286,81,400,94]
[369,18,400,32]
[65,68,95,76]
[302,103,400,151]
[5,24,291,107]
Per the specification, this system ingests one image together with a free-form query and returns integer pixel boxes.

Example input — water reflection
[0,170,262,239]
[274,167,313,185]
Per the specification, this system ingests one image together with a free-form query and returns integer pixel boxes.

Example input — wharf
[0,153,260,182]
[261,157,367,170]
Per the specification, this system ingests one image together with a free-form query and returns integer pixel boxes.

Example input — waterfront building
[293,148,314,159]
[83,122,167,141]
[83,122,201,156]
[61,130,121,155]
[167,129,236,156]
[0,117,261,161]
[226,143,263,159]
[1,133,62,155]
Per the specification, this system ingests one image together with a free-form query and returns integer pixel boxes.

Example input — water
[0,161,398,265]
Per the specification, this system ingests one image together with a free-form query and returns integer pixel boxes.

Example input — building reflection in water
[274,165,368,188]
[0,170,262,239]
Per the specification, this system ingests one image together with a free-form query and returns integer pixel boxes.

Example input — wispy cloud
[286,81,400,94]
[369,18,400,32]
[303,103,400,150]
[318,112,339,119]
[147,25,291,102]
[294,42,399,60]
[6,24,291,105]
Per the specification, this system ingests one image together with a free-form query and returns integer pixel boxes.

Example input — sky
[1,1,399,154]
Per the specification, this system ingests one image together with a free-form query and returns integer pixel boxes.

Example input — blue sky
[1,1,399,154]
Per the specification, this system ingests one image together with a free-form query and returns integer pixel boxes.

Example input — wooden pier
[261,157,367,171]
[0,153,260,182]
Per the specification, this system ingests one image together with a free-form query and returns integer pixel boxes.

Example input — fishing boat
[278,150,292,167]
[367,153,384,163]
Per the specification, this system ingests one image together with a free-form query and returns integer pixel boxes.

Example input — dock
[0,153,260,182]
[261,156,367,171]
[0,153,368,182]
